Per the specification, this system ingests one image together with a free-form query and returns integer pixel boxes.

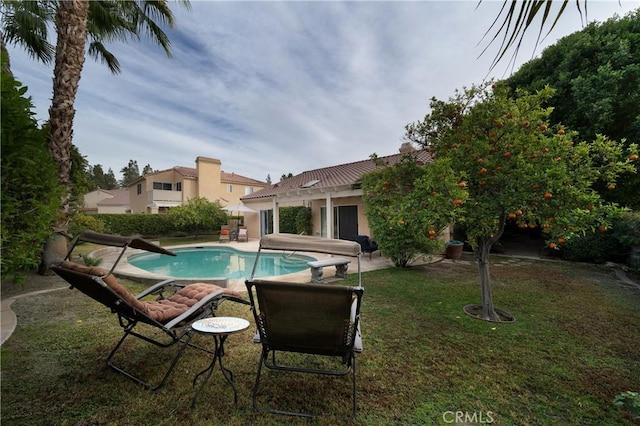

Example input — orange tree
[362,154,464,267]
[405,82,638,322]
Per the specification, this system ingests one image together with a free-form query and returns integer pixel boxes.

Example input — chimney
[399,142,416,154]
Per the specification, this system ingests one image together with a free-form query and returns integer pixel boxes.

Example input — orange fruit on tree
[532,183,540,190]
[521,120,530,128]
[458,181,467,188]
[503,151,512,159]
[607,184,616,190]
[453,199,464,206]
[516,209,523,216]
[557,128,565,135]
[477,158,484,164]
[630,154,639,161]
[599,226,608,232]
[539,124,548,131]
[549,242,557,249]
[508,213,516,219]
[544,192,552,199]
[557,237,566,244]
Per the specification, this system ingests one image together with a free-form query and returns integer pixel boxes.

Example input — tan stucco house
[240,144,430,240]
[128,156,268,214]
[82,188,131,214]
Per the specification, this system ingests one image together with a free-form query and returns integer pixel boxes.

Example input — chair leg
[252,352,266,412]
[106,329,194,391]
[351,354,357,417]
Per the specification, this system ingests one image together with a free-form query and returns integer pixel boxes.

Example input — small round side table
[190,316,250,408]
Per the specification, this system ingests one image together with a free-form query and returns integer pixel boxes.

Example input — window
[137,183,142,195]
[245,186,254,195]
[176,182,182,191]
[227,184,233,193]
[153,182,172,190]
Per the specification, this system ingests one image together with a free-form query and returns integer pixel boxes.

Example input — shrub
[295,207,312,235]
[96,213,175,237]
[69,212,105,237]
[1,63,61,280]
[279,206,310,234]
[363,154,452,267]
[561,231,620,263]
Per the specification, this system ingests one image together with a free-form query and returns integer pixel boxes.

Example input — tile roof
[242,149,432,200]
[221,171,267,185]
[140,166,266,185]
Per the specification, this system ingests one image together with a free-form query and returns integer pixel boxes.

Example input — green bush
[95,213,174,237]
[1,63,61,280]
[69,212,105,237]
[363,154,450,267]
[611,211,640,247]
[279,206,311,234]
[561,231,620,263]
[562,212,640,266]
[295,207,313,235]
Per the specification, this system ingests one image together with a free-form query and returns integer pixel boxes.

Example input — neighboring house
[82,188,131,214]
[241,143,431,240]
[128,156,268,214]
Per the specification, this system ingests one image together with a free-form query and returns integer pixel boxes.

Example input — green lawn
[1,259,639,425]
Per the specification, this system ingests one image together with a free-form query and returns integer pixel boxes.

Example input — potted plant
[445,240,464,260]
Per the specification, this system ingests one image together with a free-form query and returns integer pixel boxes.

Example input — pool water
[128,247,316,279]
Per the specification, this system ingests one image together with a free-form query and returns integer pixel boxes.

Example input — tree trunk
[1,36,12,76]
[473,213,508,321]
[476,239,500,321]
[39,0,89,275]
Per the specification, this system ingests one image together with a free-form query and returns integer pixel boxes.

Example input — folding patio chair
[245,234,364,418]
[51,231,248,391]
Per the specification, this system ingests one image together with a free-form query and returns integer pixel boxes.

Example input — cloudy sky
[7,1,638,184]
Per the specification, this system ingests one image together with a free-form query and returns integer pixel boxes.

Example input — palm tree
[48,0,89,225]
[1,0,189,272]
[478,0,589,70]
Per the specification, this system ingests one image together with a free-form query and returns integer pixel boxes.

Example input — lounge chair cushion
[145,283,240,322]
[58,261,242,322]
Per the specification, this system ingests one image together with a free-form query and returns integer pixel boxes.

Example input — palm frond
[478,0,588,71]
[1,0,55,64]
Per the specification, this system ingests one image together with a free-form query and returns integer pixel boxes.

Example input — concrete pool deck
[98,238,401,292]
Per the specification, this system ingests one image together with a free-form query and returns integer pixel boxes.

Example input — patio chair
[245,234,364,418]
[353,235,379,259]
[50,231,248,391]
[237,228,248,242]
[219,226,231,243]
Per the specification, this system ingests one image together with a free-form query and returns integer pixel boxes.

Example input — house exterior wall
[182,178,198,201]
[97,205,129,214]
[82,189,113,212]
[243,195,373,241]
[196,157,221,202]
[130,169,185,213]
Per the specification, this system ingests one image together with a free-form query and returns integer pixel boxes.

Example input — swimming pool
[127,246,316,279]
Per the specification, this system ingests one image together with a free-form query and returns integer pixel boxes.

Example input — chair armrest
[135,279,178,299]
[164,289,224,329]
